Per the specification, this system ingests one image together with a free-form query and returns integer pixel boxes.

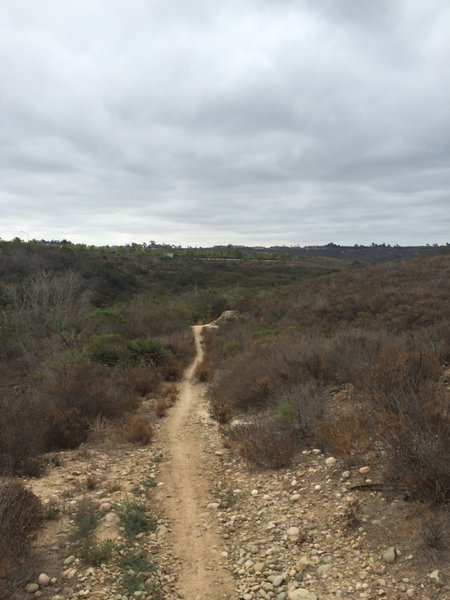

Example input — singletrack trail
[156,323,236,599]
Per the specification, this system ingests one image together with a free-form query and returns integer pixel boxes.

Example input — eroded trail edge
[156,324,236,599]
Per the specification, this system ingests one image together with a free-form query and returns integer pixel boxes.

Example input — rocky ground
[16,325,450,600]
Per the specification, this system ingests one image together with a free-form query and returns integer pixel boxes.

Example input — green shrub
[78,538,115,565]
[278,402,296,426]
[74,499,100,539]
[126,339,168,366]
[274,382,327,439]
[88,333,126,365]
[119,548,155,573]
[116,500,157,537]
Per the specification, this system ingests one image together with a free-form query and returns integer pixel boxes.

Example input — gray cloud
[0,0,449,246]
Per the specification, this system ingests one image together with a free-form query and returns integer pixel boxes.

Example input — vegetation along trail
[156,322,236,599]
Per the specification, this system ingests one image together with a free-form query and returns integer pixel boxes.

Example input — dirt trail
[156,324,236,599]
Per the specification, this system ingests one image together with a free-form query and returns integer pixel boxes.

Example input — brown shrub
[47,406,86,449]
[342,499,362,530]
[163,330,196,364]
[0,479,43,587]
[46,361,138,420]
[195,359,214,382]
[209,329,396,417]
[162,383,179,406]
[365,340,441,403]
[362,341,450,503]
[210,397,233,424]
[125,417,153,445]
[44,361,140,449]
[419,510,450,557]
[378,396,450,503]
[154,398,168,418]
[210,340,293,411]
[317,406,376,466]
[0,394,48,475]
[228,423,296,469]
[126,366,161,396]
[85,474,98,490]
[161,357,184,381]
[87,416,116,445]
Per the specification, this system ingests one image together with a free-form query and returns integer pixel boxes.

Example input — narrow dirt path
[156,324,236,599]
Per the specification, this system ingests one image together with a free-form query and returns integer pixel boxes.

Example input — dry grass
[195,359,214,382]
[342,498,362,530]
[0,479,44,591]
[419,510,450,558]
[126,366,161,396]
[317,404,376,466]
[162,384,179,406]
[88,415,115,444]
[85,474,99,490]
[125,416,153,445]
[210,397,233,424]
[154,398,169,418]
[227,422,296,469]
[0,394,48,475]
[106,480,123,493]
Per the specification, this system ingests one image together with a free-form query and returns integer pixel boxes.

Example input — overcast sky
[1,0,449,246]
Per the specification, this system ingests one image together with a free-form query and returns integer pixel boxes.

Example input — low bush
[195,359,214,382]
[274,382,327,440]
[419,510,450,556]
[47,406,86,449]
[78,538,115,566]
[213,486,240,508]
[0,394,48,475]
[45,360,139,449]
[119,548,158,600]
[210,397,233,424]
[126,339,168,366]
[126,366,161,396]
[116,500,157,537]
[125,416,153,445]
[227,422,296,469]
[162,383,179,406]
[160,356,184,381]
[119,549,156,584]
[317,407,376,465]
[154,398,168,418]
[88,333,126,366]
[85,474,98,490]
[342,499,362,530]
[0,479,43,587]
[163,330,196,364]
[74,498,100,539]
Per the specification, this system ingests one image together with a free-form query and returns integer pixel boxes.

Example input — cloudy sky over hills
[1,0,449,246]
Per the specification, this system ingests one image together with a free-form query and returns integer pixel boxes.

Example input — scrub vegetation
[1,237,449,594]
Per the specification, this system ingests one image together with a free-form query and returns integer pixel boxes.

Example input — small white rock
[38,573,50,587]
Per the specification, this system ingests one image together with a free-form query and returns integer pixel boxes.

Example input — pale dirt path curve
[156,324,236,600]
